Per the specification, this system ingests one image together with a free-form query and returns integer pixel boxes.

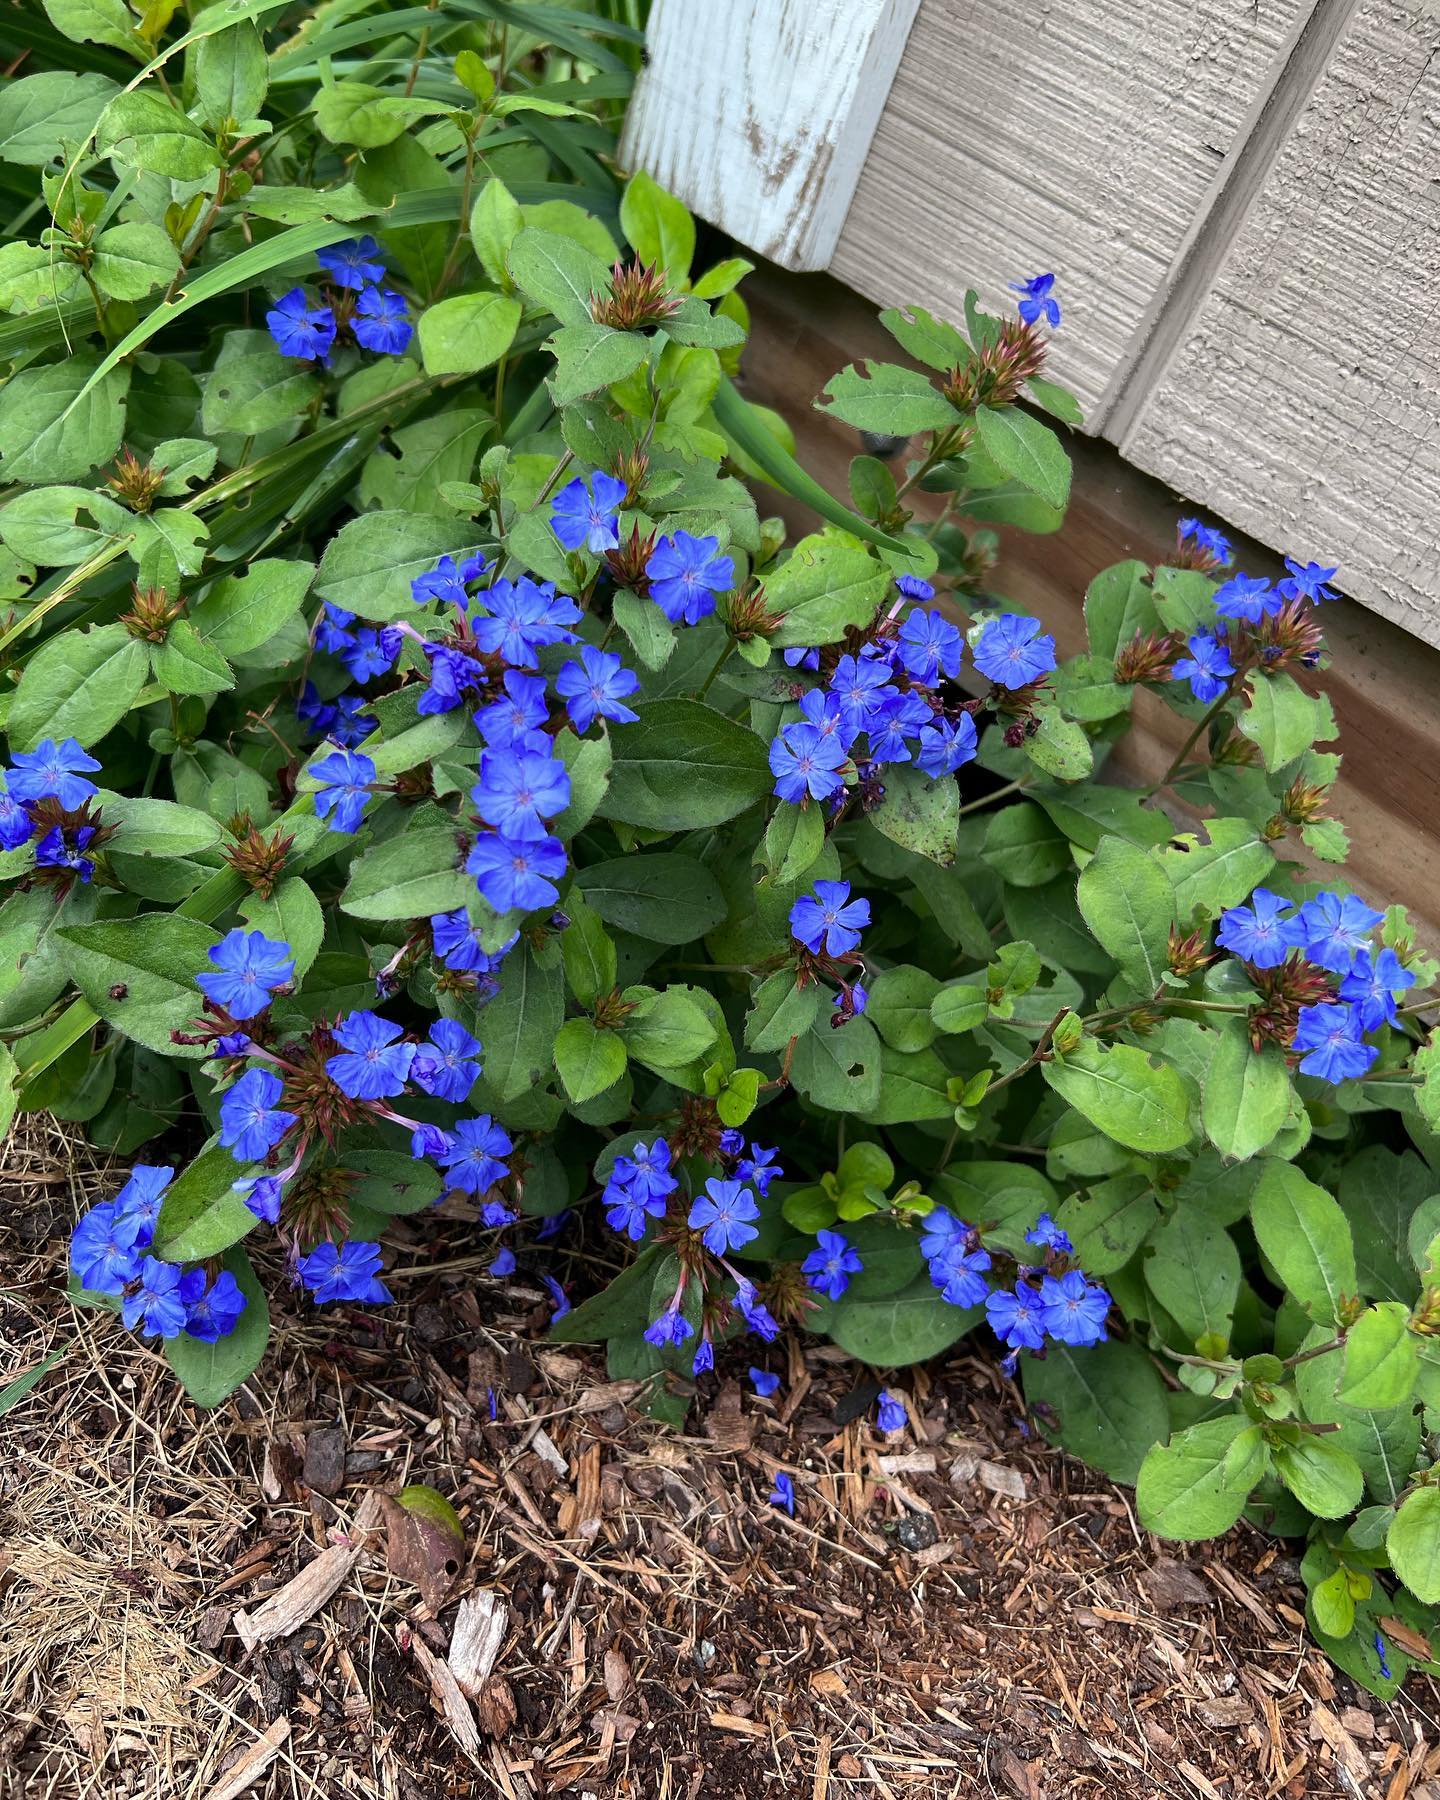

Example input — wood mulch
[5,1114,1440,1800]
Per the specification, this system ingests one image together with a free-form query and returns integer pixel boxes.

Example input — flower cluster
[1161,550,1336,708]
[267,236,413,364]
[551,473,734,625]
[1214,887,1413,1080]
[0,736,107,887]
[70,1165,248,1341]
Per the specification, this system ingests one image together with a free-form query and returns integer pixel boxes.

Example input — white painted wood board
[828,0,1308,413]
[1120,0,1440,641]
[618,0,922,270]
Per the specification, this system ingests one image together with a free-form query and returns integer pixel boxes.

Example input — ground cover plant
[3,0,1440,1702]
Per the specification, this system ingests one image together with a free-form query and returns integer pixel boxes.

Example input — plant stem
[1143,671,1244,798]
[694,640,735,702]
[956,777,1028,818]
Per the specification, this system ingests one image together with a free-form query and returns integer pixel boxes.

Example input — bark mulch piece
[5,1113,1440,1798]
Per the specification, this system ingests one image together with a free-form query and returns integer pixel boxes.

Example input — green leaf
[869,1044,954,1122]
[314,81,445,147]
[202,340,320,436]
[871,765,958,865]
[0,353,130,484]
[1042,1039,1193,1153]
[240,878,324,980]
[612,589,675,671]
[97,88,221,180]
[745,970,821,1055]
[90,222,180,301]
[102,796,221,861]
[508,227,611,326]
[1161,818,1275,922]
[1055,1176,1158,1276]
[42,0,141,53]
[152,620,234,696]
[1050,653,1131,723]
[0,73,120,165]
[188,558,315,655]
[340,827,472,920]
[1202,1021,1292,1162]
[417,291,522,376]
[551,727,611,838]
[765,534,891,649]
[818,360,959,436]
[554,1017,627,1104]
[762,801,826,886]
[470,178,523,286]
[597,698,770,831]
[1251,1160,1357,1327]
[1272,1437,1364,1519]
[1027,375,1084,426]
[576,854,725,944]
[982,802,1071,887]
[1084,561,1159,661]
[480,941,564,1102]
[359,409,492,517]
[1238,672,1336,771]
[0,486,131,568]
[973,406,1070,510]
[1023,708,1093,782]
[9,622,148,750]
[195,21,268,127]
[817,1273,975,1365]
[153,1144,261,1262]
[1144,1207,1241,1347]
[316,511,487,622]
[1339,1145,1433,1303]
[1075,836,1175,991]
[1023,1338,1170,1484]
[1339,1303,1419,1409]
[549,1244,664,1344]
[57,915,216,1057]
[619,170,695,279]
[349,1149,442,1215]
[164,1249,269,1407]
[877,303,971,372]
[788,1016,883,1113]
[866,966,942,1052]
[622,986,717,1071]
[1136,1416,1268,1540]
[546,321,651,404]
[559,897,616,1007]
[1389,1488,1440,1603]
[929,983,988,1036]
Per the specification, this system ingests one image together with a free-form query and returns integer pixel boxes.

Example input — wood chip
[877,1451,937,1475]
[449,1590,510,1696]
[233,1491,382,1650]
[204,1718,290,1800]
[1198,1695,1253,1728]
[976,1460,1027,1501]
[409,1631,481,1763]
[1310,1703,1370,1782]
[710,1710,768,1737]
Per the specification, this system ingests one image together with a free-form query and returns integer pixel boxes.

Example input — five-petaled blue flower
[973,614,1057,688]
[1292,1001,1376,1082]
[480,669,551,749]
[688,1178,761,1255]
[266,287,336,361]
[473,746,571,839]
[411,552,488,609]
[0,779,34,851]
[1172,631,1235,703]
[7,737,101,809]
[183,1269,249,1341]
[736,1144,782,1196]
[986,1282,1047,1352]
[70,1201,144,1295]
[34,825,94,882]
[551,472,628,555]
[112,1164,173,1245]
[1278,557,1338,606]
[340,626,401,685]
[1216,888,1303,969]
[467,830,567,912]
[440,1114,514,1194]
[770,723,848,805]
[472,576,580,666]
[120,1257,190,1338]
[1338,947,1415,1031]
[801,1228,863,1301]
[749,1367,781,1397]
[1294,891,1384,973]
[326,1010,415,1101]
[311,748,376,834]
[1213,571,1276,625]
[199,929,295,1020]
[219,1068,297,1164]
[789,879,870,957]
[1037,1271,1110,1346]
[875,1390,907,1434]
[353,286,413,354]
[431,910,517,975]
[646,531,734,625]
[298,1240,393,1304]
[915,713,977,778]
[317,236,385,290]
[828,653,897,733]
[1025,1213,1072,1255]
[1010,272,1059,328]
[895,608,963,683]
[410,1017,483,1104]
[555,645,640,733]
[315,602,356,654]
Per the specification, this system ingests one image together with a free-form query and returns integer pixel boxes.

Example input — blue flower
[471,576,579,665]
[411,552,488,609]
[216,1032,252,1057]
[973,614,1056,688]
[770,723,848,805]
[783,646,820,671]
[467,830,566,912]
[692,1338,715,1375]
[1010,272,1059,328]
[896,609,963,684]
[644,1307,693,1347]
[7,737,101,809]
[266,287,335,361]
[315,602,356,653]
[1193,524,1233,565]
[801,1228,863,1301]
[490,1246,517,1276]
[875,1390,907,1433]
[915,713,977,779]
[767,1470,796,1515]
[440,1114,513,1193]
[326,1010,416,1101]
[603,1140,677,1241]
[734,1277,780,1341]
[1025,1214,1072,1255]
[1213,571,1276,625]
[112,1164,174,1246]
[340,625,401,684]
[235,1174,284,1223]
[410,1017,482,1103]
[688,1178,760,1255]
[431,910,517,975]
[749,1367,781,1397]
[867,690,933,764]
[419,644,486,716]
[473,745,571,839]
[541,1273,571,1318]
[311,748,376,834]
[1293,1001,1377,1082]
[1216,887,1303,969]
[646,531,734,625]
[613,1139,677,1199]
[828,653,897,733]
[798,688,859,750]
[34,825,95,883]
[120,1257,190,1338]
[1294,891,1384,974]
[789,879,870,956]
[411,1123,451,1161]
[479,670,550,748]
[1037,1271,1110,1346]
[1172,631,1235,703]
[928,1242,992,1309]
[353,285,413,354]
[317,235,385,290]
[0,779,35,851]
[736,1144,782,1196]
[219,1069,297,1164]
[554,645,640,733]
[481,1198,516,1228]
[298,1240,393,1304]
[551,472,627,554]
[1277,557,1338,605]
[296,681,337,738]
[1375,1632,1393,1682]
[718,1127,745,1157]
[199,929,295,1020]
[604,1184,667,1242]
[70,1202,144,1295]
[918,1207,966,1262]
[986,1282,1046,1351]
[1339,947,1415,1031]
[895,574,934,602]
[183,1269,249,1341]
